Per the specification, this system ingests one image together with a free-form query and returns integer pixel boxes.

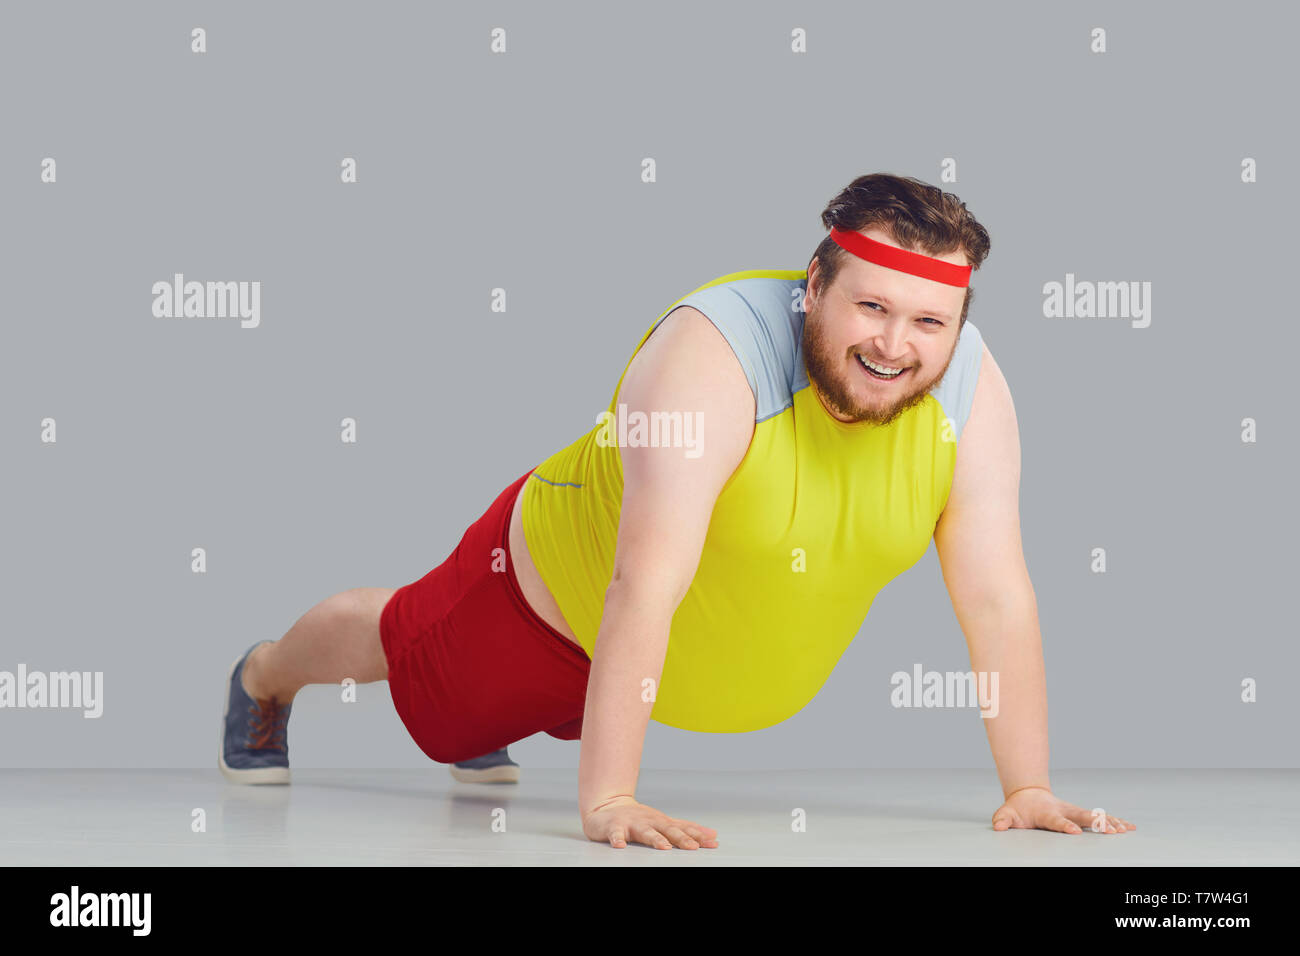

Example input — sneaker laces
[247,698,288,750]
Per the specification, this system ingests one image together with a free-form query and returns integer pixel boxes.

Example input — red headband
[829,226,971,287]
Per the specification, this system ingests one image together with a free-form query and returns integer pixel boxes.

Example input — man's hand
[992,786,1136,834]
[582,795,719,849]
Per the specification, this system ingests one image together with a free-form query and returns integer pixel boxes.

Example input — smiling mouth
[856,353,911,381]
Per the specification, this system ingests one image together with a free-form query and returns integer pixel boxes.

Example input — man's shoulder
[665,268,805,316]
[958,336,1014,453]
[657,270,806,422]
[927,320,986,446]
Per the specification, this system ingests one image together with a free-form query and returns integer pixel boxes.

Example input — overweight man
[218,172,1136,850]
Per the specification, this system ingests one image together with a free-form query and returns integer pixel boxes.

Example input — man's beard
[800,307,958,427]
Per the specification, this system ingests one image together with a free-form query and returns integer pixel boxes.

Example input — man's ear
[804,257,822,309]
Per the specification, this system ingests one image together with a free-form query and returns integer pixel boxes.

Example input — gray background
[1,0,1295,770]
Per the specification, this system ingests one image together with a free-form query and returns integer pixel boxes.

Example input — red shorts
[379,469,592,764]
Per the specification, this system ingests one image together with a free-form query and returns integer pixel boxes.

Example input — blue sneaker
[219,641,291,785]
[450,747,520,784]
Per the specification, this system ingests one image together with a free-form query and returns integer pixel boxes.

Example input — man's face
[801,227,968,427]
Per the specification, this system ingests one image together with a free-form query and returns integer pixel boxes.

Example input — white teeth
[857,354,904,377]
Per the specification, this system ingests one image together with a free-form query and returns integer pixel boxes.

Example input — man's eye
[860,302,941,324]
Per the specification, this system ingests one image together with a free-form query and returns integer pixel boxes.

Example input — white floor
[2,769,1295,866]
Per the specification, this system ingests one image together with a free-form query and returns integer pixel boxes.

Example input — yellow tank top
[521,269,985,732]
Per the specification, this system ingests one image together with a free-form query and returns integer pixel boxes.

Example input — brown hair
[808,173,991,327]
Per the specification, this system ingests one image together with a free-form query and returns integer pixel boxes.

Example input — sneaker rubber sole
[449,763,520,784]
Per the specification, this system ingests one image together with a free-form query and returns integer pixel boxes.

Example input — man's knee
[333,588,394,678]
[336,587,395,627]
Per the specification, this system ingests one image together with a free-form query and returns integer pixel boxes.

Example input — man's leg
[233,585,520,783]
[218,586,398,784]
[240,586,394,703]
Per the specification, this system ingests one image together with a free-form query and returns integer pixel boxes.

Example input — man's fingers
[638,825,672,849]
[1054,812,1085,834]
[592,809,720,849]
[681,825,719,846]
[991,806,1018,830]
[660,825,699,849]
[1065,806,1132,833]
[669,820,718,845]
[670,818,718,837]
[1060,806,1100,832]
[992,801,1132,835]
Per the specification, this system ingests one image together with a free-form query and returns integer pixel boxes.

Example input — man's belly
[508,478,585,651]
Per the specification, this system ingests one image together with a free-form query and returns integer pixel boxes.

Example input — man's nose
[870,325,909,363]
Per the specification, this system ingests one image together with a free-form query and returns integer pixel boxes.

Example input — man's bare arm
[935,343,1135,834]
[578,305,754,849]
[934,342,1049,798]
